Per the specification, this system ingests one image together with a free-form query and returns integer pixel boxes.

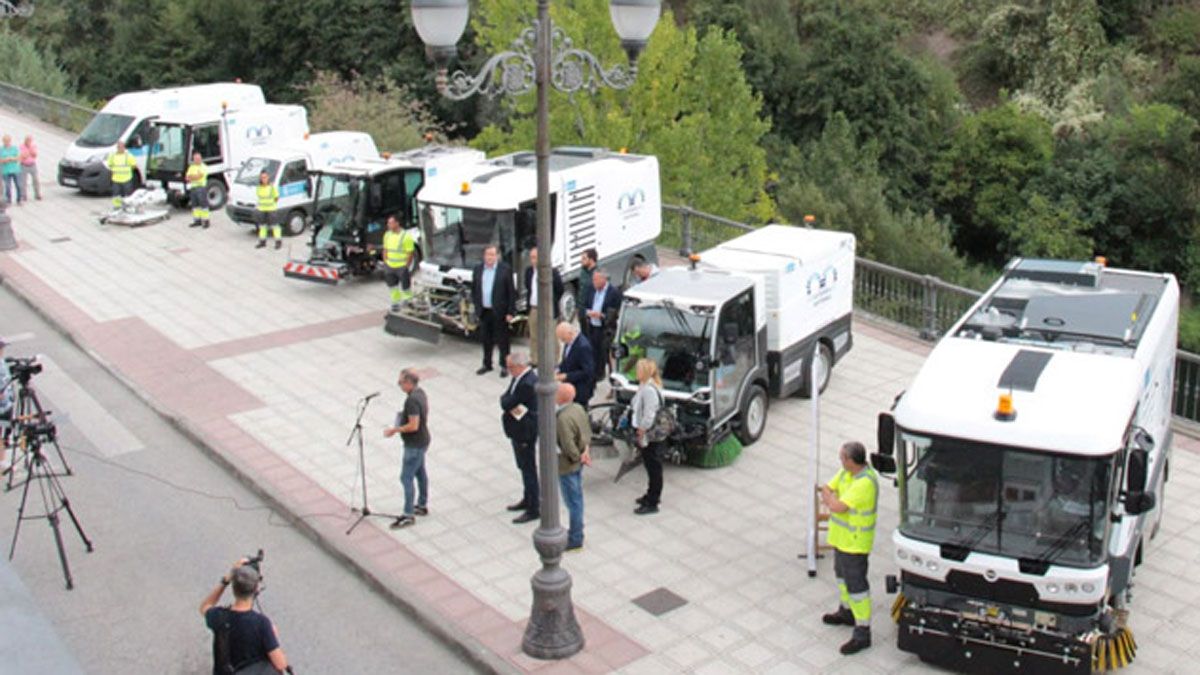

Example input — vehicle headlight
[88,152,109,164]
[1082,583,1096,594]
[1046,583,1059,594]
[1064,583,1078,593]
[926,560,939,572]
[912,555,922,566]
[897,549,909,561]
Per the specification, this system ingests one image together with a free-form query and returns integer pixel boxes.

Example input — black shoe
[822,608,855,626]
[275,240,282,250]
[634,503,659,515]
[635,496,647,505]
[255,240,266,249]
[414,505,429,516]
[506,501,528,512]
[389,515,416,530]
[189,220,201,228]
[476,366,493,375]
[202,221,210,229]
[512,511,539,524]
[839,635,871,655]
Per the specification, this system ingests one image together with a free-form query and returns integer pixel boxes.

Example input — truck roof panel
[624,267,754,307]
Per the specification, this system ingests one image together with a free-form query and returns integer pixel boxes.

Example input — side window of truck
[193,125,222,162]
[280,161,307,186]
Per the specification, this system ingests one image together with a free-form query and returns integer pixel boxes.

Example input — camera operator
[199,558,289,674]
[1,338,14,473]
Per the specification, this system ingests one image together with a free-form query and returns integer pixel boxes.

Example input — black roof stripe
[998,350,1053,392]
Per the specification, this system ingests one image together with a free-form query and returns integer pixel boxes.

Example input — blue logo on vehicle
[245,125,273,140]
[618,188,646,210]
[806,266,839,296]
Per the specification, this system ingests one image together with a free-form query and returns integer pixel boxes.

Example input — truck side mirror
[871,453,896,474]
[877,412,895,457]
[1125,447,1155,515]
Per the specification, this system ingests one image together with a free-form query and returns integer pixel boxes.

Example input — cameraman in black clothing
[200,559,289,674]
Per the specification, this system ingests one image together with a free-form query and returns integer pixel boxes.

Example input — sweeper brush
[1093,627,1137,671]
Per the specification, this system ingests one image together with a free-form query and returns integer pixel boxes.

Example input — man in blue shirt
[470,245,516,377]
[580,269,623,380]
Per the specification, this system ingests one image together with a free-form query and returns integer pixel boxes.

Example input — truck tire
[800,342,834,398]
[736,383,769,445]
[205,179,228,211]
[560,282,577,323]
[284,209,308,237]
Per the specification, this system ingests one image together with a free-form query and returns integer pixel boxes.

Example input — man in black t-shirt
[200,560,288,674]
[384,368,430,529]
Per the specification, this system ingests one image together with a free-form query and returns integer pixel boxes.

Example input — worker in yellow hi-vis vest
[185,152,209,229]
[254,171,281,250]
[820,440,879,657]
[382,215,417,311]
[106,140,138,209]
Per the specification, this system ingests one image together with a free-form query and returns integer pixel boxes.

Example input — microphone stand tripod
[345,393,401,535]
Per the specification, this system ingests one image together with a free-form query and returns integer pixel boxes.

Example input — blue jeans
[3,173,21,203]
[559,470,584,546]
[400,445,428,516]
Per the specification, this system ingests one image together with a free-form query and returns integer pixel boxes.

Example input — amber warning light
[994,393,1016,421]
[460,182,471,195]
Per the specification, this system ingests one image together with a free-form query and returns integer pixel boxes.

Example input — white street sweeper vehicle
[385,147,661,343]
[871,258,1177,674]
[598,224,855,467]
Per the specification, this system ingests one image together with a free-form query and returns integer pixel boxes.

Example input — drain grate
[49,236,72,244]
[632,587,688,617]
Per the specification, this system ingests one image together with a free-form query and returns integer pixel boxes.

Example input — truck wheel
[736,384,769,445]
[284,209,308,237]
[560,283,577,322]
[800,342,834,398]
[205,179,228,211]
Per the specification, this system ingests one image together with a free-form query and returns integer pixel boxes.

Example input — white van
[144,104,309,211]
[57,83,264,194]
[227,131,378,236]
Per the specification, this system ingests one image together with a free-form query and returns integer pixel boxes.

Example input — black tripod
[345,393,401,535]
[6,376,73,491]
[9,427,93,589]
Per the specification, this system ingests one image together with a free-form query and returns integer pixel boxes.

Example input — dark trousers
[511,439,539,513]
[641,441,664,506]
[479,308,510,368]
[585,324,609,379]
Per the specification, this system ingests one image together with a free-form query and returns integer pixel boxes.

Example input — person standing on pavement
[471,245,515,377]
[19,135,40,201]
[200,559,289,674]
[186,152,210,229]
[820,440,879,656]
[381,215,417,312]
[2,135,23,205]
[555,382,590,551]
[555,322,595,405]
[580,268,622,381]
[384,368,430,529]
[524,246,563,367]
[106,140,137,210]
[254,171,282,250]
[501,352,539,523]
[575,248,597,322]
[631,358,666,515]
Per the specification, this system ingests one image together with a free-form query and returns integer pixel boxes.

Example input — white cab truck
[609,224,855,454]
[283,146,485,285]
[144,104,309,211]
[226,131,378,237]
[871,258,1178,674]
[386,147,661,342]
[57,82,264,194]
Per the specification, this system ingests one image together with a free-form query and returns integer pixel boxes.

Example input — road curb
[0,268,520,675]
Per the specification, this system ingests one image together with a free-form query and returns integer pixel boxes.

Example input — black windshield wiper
[1032,519,1092,566]
[955,510,1005,549]
[660,300,695,338]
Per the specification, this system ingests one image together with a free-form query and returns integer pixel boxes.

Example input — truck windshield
[77,113,135,148]
[237,158,280,185]
[419,203,512,269]
[616,305,713,393]
[313,173,362,247]
[899,432,1114,567]
[147,123,186,175]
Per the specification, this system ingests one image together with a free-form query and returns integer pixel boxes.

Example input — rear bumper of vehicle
[283,259,345,285]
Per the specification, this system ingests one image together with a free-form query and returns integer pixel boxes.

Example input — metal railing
[0,81,95,133]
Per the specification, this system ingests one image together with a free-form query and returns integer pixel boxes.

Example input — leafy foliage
[0,28,75,99]
[300,71,447,152]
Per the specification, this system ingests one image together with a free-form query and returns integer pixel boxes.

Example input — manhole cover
[632,587,688,617]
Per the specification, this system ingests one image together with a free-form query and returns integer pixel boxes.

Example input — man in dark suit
[580,268,623,380]
[471,245,516,377]
[523,246,563,368]
[555,322,595,405]
[500,352,539,523]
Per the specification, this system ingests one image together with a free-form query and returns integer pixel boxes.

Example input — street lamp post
[410,0,660,659]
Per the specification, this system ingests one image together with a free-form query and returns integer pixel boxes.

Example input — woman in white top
[631,358,665,514]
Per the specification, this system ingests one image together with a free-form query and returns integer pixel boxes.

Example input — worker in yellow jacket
[820,441,879,656]
[254,171,281,250]
[185,152,210,229]
[382,215,417,311]
[106,141,138,209]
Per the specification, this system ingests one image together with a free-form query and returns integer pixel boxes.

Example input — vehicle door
[365,170,406,248]
[712,290,757,423]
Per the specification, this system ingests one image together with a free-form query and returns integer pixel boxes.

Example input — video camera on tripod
[4,356,43,385]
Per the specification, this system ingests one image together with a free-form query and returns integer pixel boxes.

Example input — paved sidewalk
[3,106,1199,673]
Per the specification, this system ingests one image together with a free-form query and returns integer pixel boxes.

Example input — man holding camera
[0,338,13,473]
[200,558,289,674]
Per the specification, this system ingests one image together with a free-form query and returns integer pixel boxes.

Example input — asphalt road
[0,285,476,674]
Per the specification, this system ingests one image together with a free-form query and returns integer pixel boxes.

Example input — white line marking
[33,356,145,458]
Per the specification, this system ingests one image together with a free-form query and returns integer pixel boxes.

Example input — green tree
[1157,56,1200,122]
[471,0,773,222]
[933,103,1055,263]
[1007,193,1093,259]
[301,71,447,151]
[0,28,75,99]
